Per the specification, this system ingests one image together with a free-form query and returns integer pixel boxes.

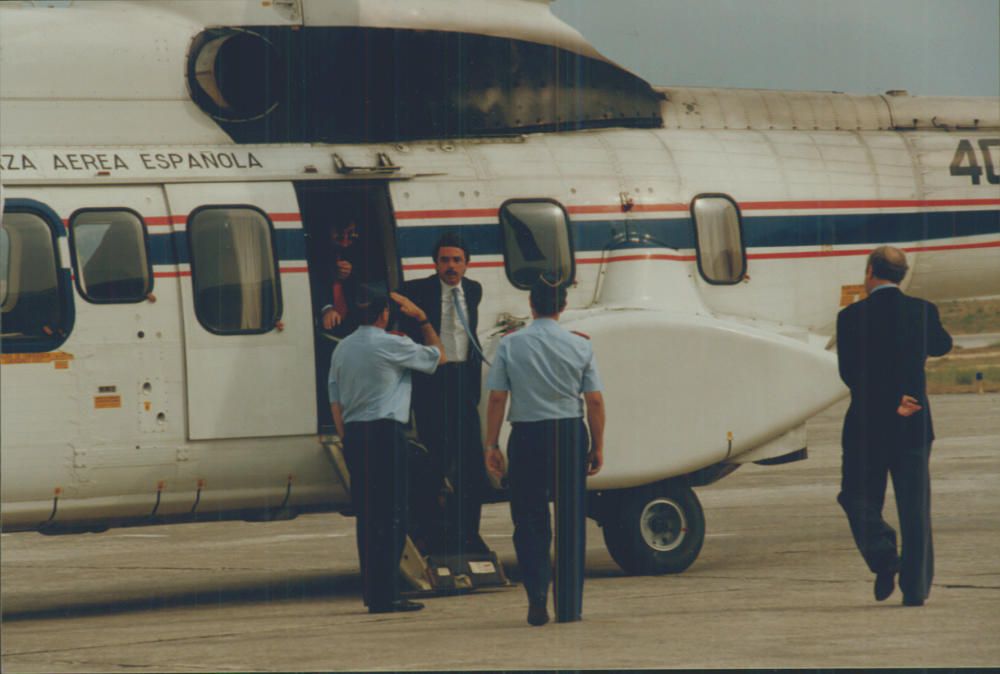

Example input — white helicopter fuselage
[1,1,998,575]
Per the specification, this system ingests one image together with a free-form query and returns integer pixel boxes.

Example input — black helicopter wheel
[600,480,705,575]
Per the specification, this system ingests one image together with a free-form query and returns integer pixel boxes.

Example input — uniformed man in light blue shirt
[329,288,446,614]
[484,274,606,627]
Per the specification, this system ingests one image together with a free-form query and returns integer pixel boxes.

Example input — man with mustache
[401,233,490,558]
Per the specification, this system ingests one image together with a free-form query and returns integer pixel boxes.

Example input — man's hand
[390,291,427,323]
[583,390,605,477]
[330,402,345,440]
[322,308,343,330]
[336,260,352,280]
[587,446,603,476]
[897,394,923,417]
[484,446,506,480]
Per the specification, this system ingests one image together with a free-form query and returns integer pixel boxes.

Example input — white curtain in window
[227,212,269,330]
[695,199,742,282]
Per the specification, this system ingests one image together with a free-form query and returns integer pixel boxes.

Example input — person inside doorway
[318,219,363,338]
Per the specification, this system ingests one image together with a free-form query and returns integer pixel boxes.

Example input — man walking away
[836,246,952,607]
[484,274,605,626]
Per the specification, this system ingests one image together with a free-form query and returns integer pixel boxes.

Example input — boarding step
[321,434,510,594]
[400,535,509,595]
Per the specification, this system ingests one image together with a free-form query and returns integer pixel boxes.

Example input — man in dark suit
[836,245,952,607]
[401,232,490,556]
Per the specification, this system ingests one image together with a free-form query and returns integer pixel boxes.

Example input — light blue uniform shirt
[487,318,602,422]
[328,326,441,423]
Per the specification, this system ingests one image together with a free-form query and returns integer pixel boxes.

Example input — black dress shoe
[874,570,896,601]
[902,595,925,607]
[370,599,425,614]
[527,602,549,627]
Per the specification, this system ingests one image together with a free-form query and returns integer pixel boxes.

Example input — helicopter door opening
[294,181,401,434]
[297,181,509,594]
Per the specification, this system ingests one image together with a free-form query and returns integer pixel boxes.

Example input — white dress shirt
[439,280,469,363]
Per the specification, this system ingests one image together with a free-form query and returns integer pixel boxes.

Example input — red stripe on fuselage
[63,213,300,227]
[63,201,1000,228]
[395,208,496,220]
[747,239,1000,260]
[393,204,691,219]
[740,198,1000,211]
[393,198,1000,220]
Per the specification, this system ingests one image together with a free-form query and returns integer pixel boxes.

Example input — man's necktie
[452,287,491,366]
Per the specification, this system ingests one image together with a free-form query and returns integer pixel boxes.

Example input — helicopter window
[188,206,281,335]
[69,209,152,304]
[1,207,72,352]
[499,199,575,290]
[691,195,746,285]
[0,227,9,307]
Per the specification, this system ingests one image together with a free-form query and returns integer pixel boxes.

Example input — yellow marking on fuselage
[94,395,122,409]
[0,351,75,366]
[840,284,867,307]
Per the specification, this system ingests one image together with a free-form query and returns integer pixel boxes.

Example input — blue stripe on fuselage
[745,209,999,248]
[147,228,307,266]
[393,209,999,259]
[144,209,999,267]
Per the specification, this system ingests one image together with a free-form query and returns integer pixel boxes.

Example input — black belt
[511,418,582,427]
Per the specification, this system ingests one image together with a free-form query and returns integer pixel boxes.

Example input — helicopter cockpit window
[691,195,746,285]
[499,199,575,290]
[187,206,281,335]
[69,209,152,303]
[1,209,72,351]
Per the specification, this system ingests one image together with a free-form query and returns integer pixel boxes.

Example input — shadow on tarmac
[2,571,362,622]
[3,553,627,622]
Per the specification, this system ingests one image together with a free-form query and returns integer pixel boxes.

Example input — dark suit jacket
[400,274,484,405]
[837,286,952,451]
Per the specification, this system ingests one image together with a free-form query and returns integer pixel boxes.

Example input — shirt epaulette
[570,330,591,340]
[387,330,407,337]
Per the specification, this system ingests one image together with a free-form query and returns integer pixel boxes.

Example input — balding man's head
[867,246,909,284]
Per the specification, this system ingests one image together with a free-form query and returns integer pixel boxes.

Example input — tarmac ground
[952,331,1000,349]
[2,394,999,671]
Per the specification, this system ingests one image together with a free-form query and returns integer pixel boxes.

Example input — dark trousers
[838,440,934,600]
[415,362,488,554]
[343,419,409,612]
[507,418,588,622]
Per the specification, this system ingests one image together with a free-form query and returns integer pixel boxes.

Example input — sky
[551,0,1000,98]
